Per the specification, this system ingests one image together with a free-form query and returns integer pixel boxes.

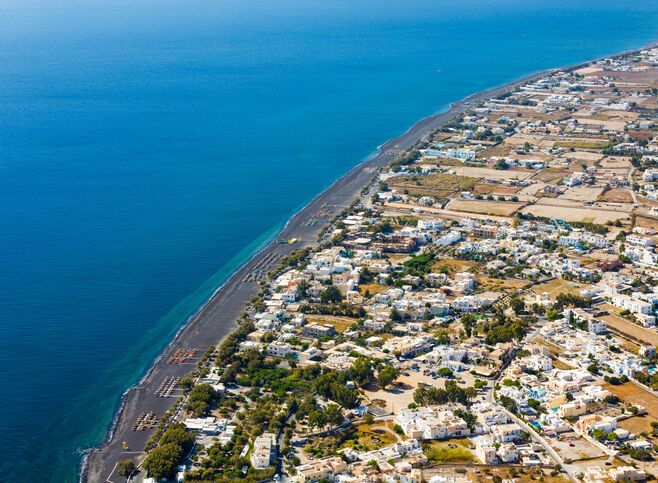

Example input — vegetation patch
[423,441,474,463]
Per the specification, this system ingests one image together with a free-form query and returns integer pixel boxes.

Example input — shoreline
[82,41,657,482]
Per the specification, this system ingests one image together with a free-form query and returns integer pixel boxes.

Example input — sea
[1,0,657,480]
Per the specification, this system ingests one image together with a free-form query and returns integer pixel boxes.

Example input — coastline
[82,42,658,482]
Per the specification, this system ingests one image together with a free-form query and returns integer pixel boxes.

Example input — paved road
[83,55,616,482]
[502,408,575,482]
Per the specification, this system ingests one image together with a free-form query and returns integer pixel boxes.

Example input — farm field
[306,315,357,333]
[603,382,658,425]
[520,204,627,224]
[531,278,585,299]
[423,439,474,463]
[601,188,633,203]
[477,276,529,293]
[358,283,388,296]
[447,199,521,217]
[449,166,534,181]
[599,307,658,347]
[431,258,478,275]
[390,173,477,193]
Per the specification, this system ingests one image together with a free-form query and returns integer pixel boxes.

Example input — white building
[251,433,275,469]
[473,436,497,464]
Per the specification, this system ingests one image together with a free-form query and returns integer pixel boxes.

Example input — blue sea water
[1,0,657,480]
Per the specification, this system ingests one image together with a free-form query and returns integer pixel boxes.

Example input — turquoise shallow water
[1,0,658,481]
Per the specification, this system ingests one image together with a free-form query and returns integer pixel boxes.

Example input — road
[485,318,579,481]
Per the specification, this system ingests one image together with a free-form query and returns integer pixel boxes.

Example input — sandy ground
[603,382,658,419]
[558,186,604,202]
[600,306,658,347]
[446,199,522,216]
[520,204,628,224]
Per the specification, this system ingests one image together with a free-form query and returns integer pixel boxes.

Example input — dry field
[532,278,585,299]
[554,139,609,150]
[637,196,658,209]
[382,202,510,222]
[558,186,604,202]
[552,359,575,370]
[358,283,388,296]
[530,168,571,184]
[636,96,658,109]
[363,372,443,412]
[477,144,512,158]
[449,166,533,181]
[608,69,658,85]
[472,183,520,195]
[599,156,632,169]
[561,151,604,163]
[518,181,547,196]
[620,339,641,355]
[504,133,547,147]
[477,276,529,293]
[618,414,658,436]
[603,382,658,419]
[635,216,658,232]
[306,315,357,333]
[600,306,658,347]
[536,337,565,356]
[447,199,521,217]
[574,66,603,75]
[391,173,477,192]
[601,188,633,203]
[338,421,400,451]
[431,258,478,275]
[573,118,627,132]
[520,204,627,224]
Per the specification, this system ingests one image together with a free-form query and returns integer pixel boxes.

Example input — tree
[499,395,518,413]
[159,423,195,453]
[461,313,477,337]
[509,297,525,315]
[307,410,327,431]
[494,159,509,170]
[117,459,135,477]
[629,448,653,461]
[390,307,403,322]
[377,365,399,389]
[328,382,358,408]
[143,443,183,480]
[298,280,310,298]
[320,286,343,304]
[434,330,450,345]
[367,459,379,471]
[414,381,474,407]
[349,357,374,386]
[454,408,477,432]
[437,367,453,378]
[527,398,542,411]
[546,308,561,321]
[186,383,216,416]
[324,404,343,426]
[364,412,375,425]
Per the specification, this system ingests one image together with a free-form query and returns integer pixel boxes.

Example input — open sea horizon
[1,0,658,481]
